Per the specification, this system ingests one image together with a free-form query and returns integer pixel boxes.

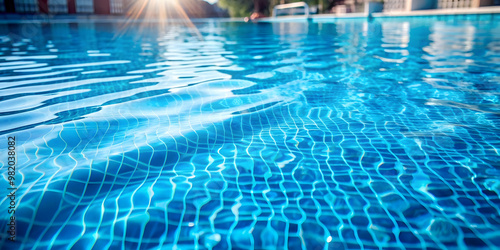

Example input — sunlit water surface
[0,19,500,249]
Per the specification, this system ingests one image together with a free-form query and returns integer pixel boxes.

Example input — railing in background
[110,0,123,14]
[14,0,38,13]
[438,0,473,8]
[273,2,310,18]
[75,0,93,13]
[438,0,495,8]
[49,0,68,13]
[0,0,126,14]
[384,0,407,12]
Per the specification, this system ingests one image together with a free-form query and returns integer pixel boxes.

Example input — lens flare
[116,0,202,40]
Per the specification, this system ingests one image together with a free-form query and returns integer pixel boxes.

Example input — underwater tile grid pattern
[0,19,499,249]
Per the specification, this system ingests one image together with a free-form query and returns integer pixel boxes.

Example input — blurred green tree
[218,0,261,17]
[218,0,341,17]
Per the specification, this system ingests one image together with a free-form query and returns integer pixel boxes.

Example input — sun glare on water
[119,0,202,39]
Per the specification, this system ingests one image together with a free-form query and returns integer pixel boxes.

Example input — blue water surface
[0,18,500,249]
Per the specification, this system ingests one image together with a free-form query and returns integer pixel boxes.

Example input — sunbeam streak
[116,0,203,40]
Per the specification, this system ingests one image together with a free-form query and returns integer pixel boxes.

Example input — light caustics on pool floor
[0,20,499,249]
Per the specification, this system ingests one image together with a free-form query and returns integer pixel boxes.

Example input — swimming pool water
[0,19,499,249]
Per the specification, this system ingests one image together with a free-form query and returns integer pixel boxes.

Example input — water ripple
[0,20,499,249]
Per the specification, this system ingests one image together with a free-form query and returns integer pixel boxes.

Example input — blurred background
[0,0,499,19]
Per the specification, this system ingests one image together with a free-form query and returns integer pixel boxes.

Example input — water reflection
[0,19,499,249]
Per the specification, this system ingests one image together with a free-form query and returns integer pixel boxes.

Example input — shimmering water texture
[0,19,500,249]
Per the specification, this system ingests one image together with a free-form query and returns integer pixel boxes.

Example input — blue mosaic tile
[0,19,499,249]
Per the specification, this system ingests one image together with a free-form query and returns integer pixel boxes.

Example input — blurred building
[0,0,126,14]
[325,0,499,13]
[0,0,228,17]
[332,0,368,13]
[383,0,498,12]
